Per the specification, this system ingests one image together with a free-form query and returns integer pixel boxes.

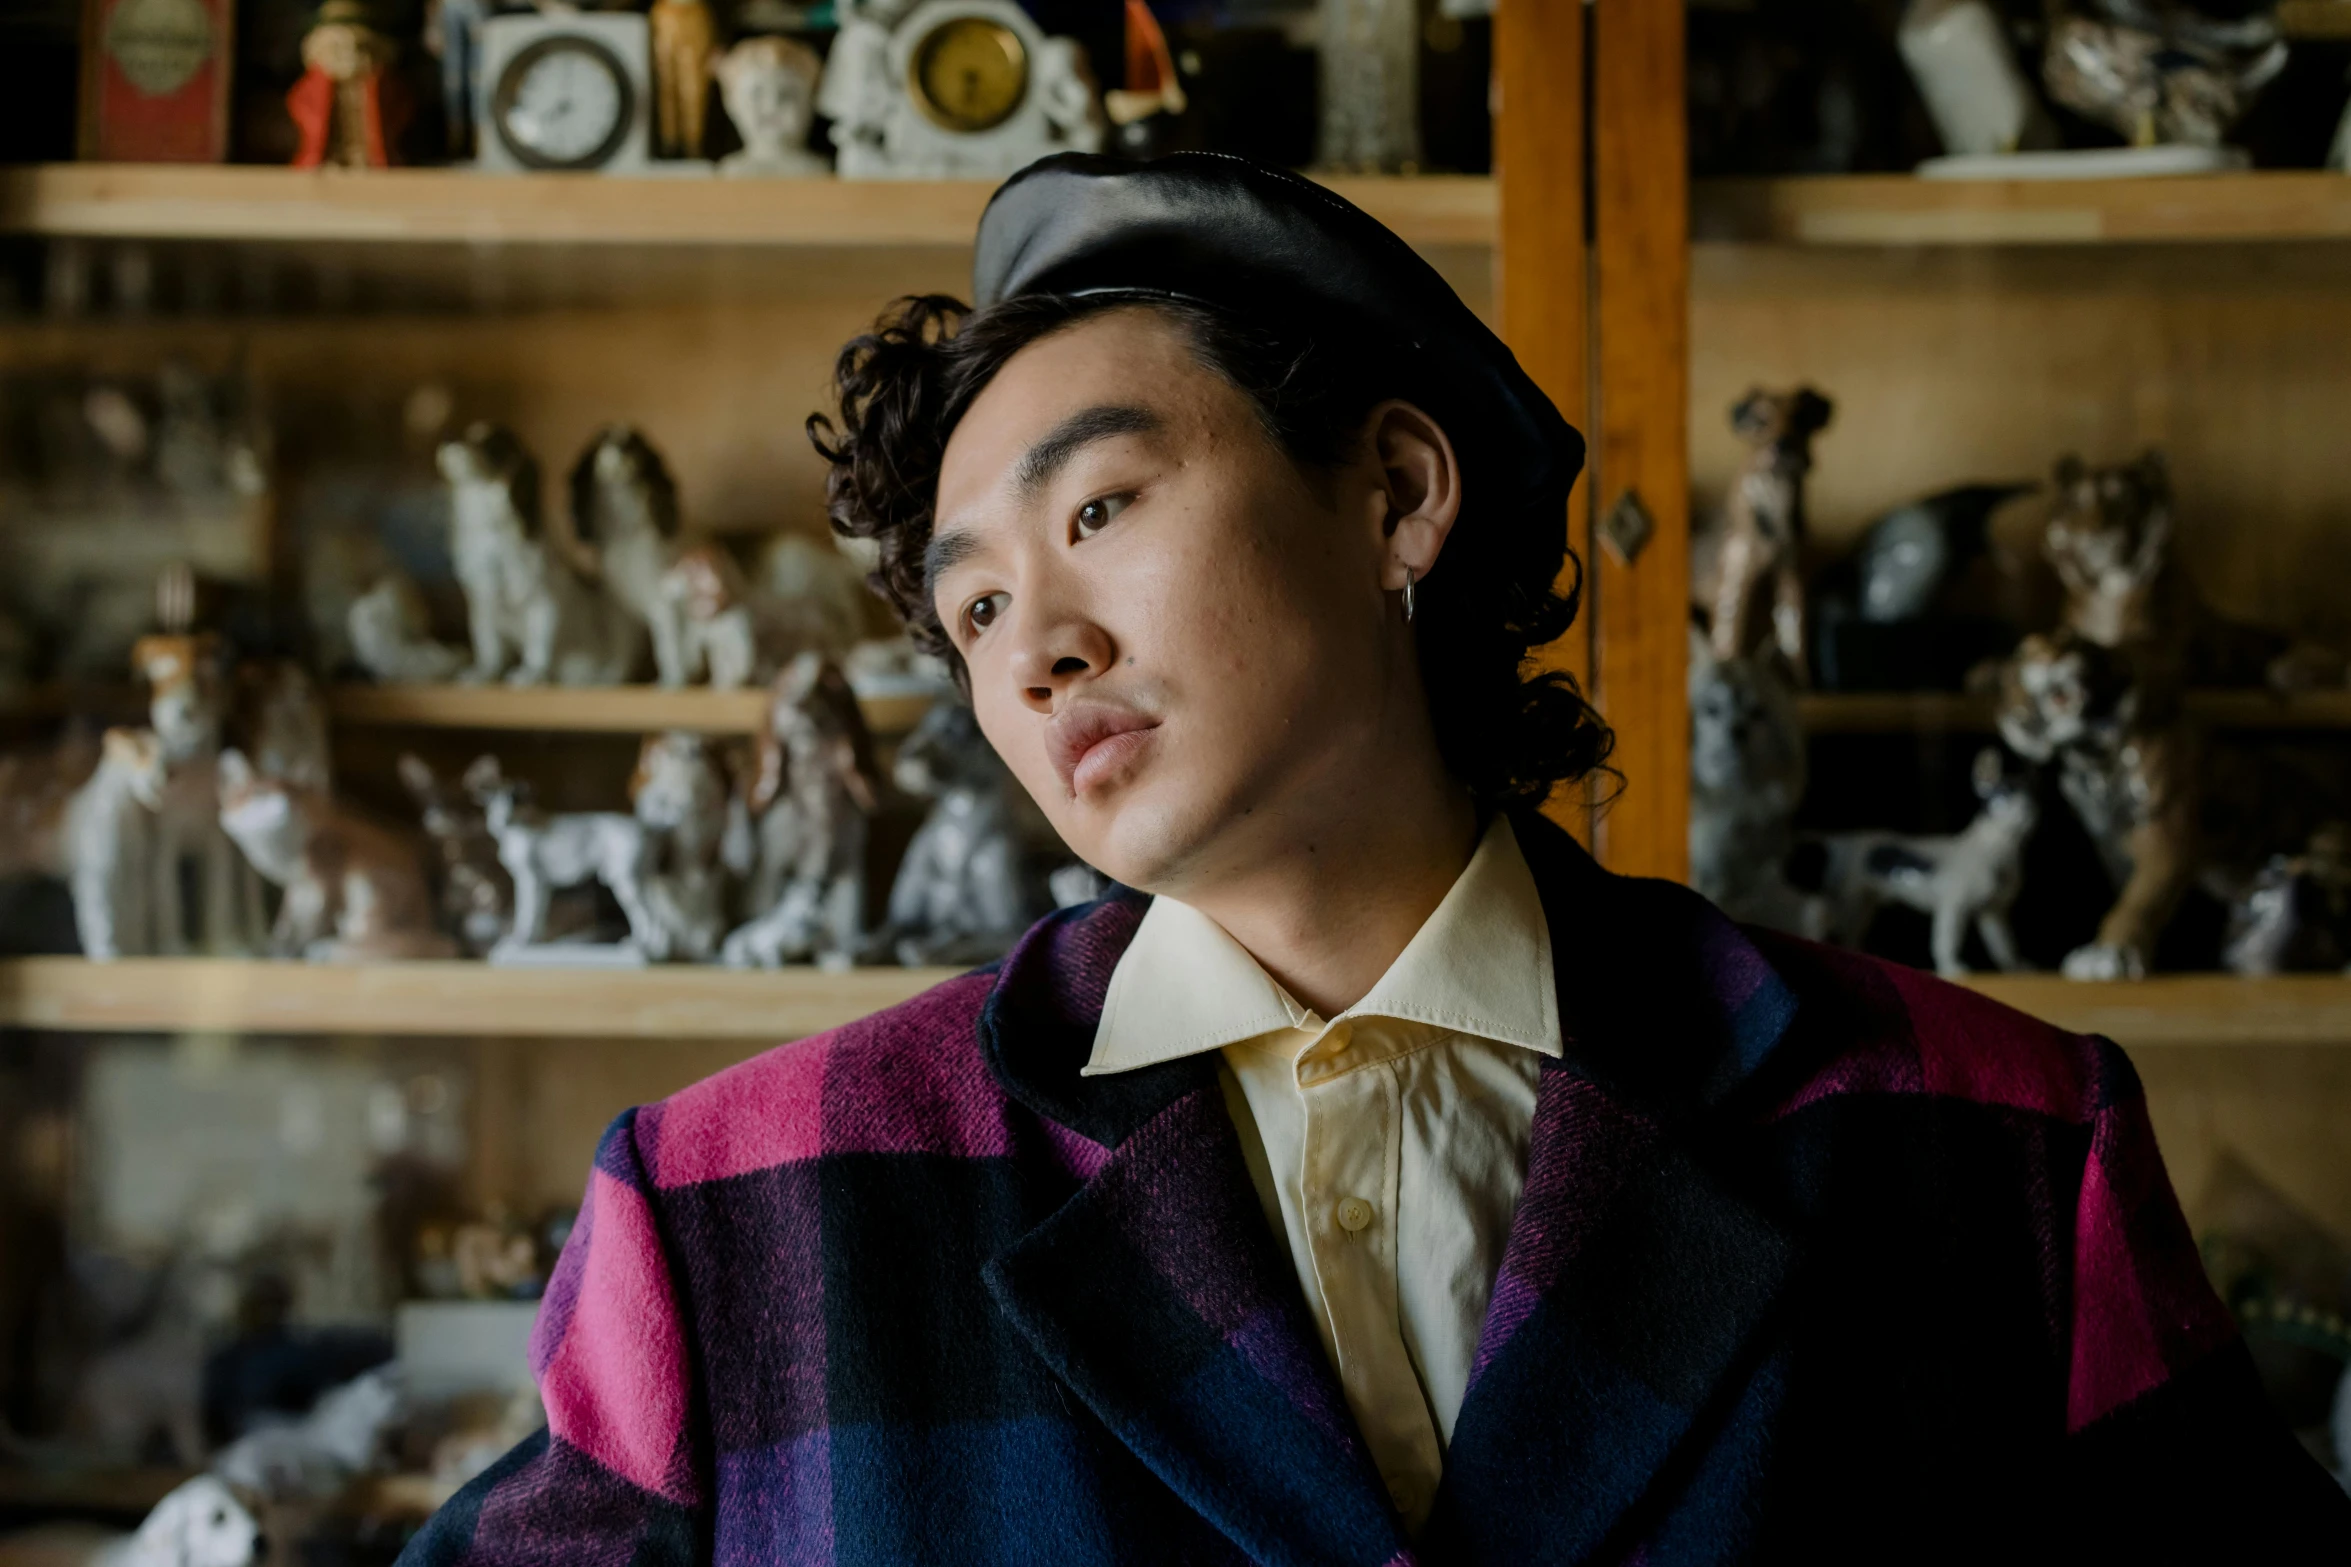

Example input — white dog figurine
[347,573,466,683]
[133,632,265,954]
[98,1475,262,1567]
[722,655,879,969]
[65,727,169,961]
[1814,748,2039,977]
[865,699,1041,967]
[467,756,662,960]
[571,425,687,686]
[631,731,734,963]
[439,422,636,688]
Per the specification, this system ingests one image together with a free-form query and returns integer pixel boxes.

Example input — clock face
[908,16,1028,134]
[493,36,633,170]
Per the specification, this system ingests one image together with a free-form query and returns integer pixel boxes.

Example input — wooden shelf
[328,682,933,737]
[0,165,1497,251]
[0,957,956,1039]
[1963,974,2351,1048]
[1695,172,2351,247]
[1798,688,2351,735]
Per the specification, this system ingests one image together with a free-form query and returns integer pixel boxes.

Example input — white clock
[476,12,653,175]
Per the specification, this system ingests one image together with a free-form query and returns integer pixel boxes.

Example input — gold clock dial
[908,16,1028,134]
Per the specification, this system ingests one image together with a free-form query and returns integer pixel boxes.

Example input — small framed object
[477,11,653,174]
[79,0,235,162]
[821,0,1103,178]
[907,15,1028,133]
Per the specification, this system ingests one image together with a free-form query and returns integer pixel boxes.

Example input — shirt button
[1336,1196,1375,1232]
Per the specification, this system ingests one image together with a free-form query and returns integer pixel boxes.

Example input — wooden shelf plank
[0,957,958,1039]
[1963,974,2351,1048]
[1798,688,2351,734]
[0,165,1495,250]
[329,684,937,735]
[1695,171,2351,247]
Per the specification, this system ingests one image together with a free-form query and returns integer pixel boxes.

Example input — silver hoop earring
[1403,567,1417,625]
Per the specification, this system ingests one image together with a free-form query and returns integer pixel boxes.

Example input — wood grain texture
[1494,0,1594,843]
[1695,172,2351,247]
[1590,0,1690,880]
[327,683,934,737]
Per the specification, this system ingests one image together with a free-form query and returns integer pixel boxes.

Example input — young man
[402,156,2344,1565]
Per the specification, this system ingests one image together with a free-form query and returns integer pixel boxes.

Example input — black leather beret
[972,151,1585,514]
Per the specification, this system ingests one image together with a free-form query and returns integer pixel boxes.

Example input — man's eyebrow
[924,526,986,596]
[1011,403,1162,500]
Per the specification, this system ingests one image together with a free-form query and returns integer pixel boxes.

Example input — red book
[79,0,235,162]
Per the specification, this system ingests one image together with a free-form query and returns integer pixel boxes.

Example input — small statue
[571,425,685,686]
[232,659,333,796]
[216,749,454,961]
[398,752,511,955]
[64,728,169,962]
[1694,386,1834,677]
[348,573,467,684]
[466,756,662,961]
[650,0,720,159]
[134,633,266,954]
[1898,0,2057,157]
[819,0,1104,178]
[1318,0,1421,172]
[1809,480,2035,691]
[712,34,829,175]
[287,0,412,169]
[2043,11,2285,149]
[424,0,491,160]
[451,1206,544,1299]
[1687,630,1822,938]
[662,544,766,688]
[631,731,734,962]
[722,654,881,968]
[1813,748,2039,977]
[99,1474,263,1567]
[439,423,637,687]
[2224,826,2351,977]
[865,698,1044,966]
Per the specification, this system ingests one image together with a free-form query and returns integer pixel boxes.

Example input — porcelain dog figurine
[865,698,1043,967]
[2224,826,2351,976]
[1814,747,2038,977]
[466,755,661,959]
[398,752,510,955]
[216,749,453,961]
[1697,386,1834,675]
[133,632,265,953]
[1688,631,1821,938]
[65,727,170,960]
[348,572,466,683]
[571,425,686,686]
[631,730,734,963]
[440,423,636,687]
[722,654,879,968]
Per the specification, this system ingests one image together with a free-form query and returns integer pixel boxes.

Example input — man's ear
[1364,399,1462,594]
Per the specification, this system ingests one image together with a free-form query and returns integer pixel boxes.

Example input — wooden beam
[1493,0,1594,842]
[1590,0,1690,881]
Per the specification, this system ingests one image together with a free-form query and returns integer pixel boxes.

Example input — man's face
[931,308,1409,896]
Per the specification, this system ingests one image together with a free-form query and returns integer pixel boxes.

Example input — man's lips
[1047,702,1161,797]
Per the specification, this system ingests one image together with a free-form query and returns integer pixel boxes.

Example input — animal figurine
[0,727,100,899]
[232,659,332,795]
[865,698,1044,967]
[134,633,265,954]
[440,422,637,688]
[1687,630,1822,938]
[661,544,766,688]
[650,0,720,159]
[1696,386,1834,675]
[398,753,511,955]
[96,1474,263,1567]
[722,655,880,969]
[2042,12,2285,149]
[631,731,734,963]
[348,574,467,683]
[286,0,411,169]
[2224,826,2351,977]
[755,533,871,657]
[2044,450,2342,692]
[465,756,662,960]
[64,728,170,961]
[712,34,829,176]
[216,750,452,961]
[1810,480,2035,691]
[211,1368,399,1504]
[1996,629,2197,980]
[570,425,685,686]
[1814,747,2039,977]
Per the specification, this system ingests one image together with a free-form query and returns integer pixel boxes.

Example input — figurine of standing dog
[1695,387,1834,676]
[217,750,453,961]
[865,699,1045,966]
[722,654,880,969]
[570,425,686,686]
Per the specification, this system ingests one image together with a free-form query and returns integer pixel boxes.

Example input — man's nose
[1008,610,1116,714]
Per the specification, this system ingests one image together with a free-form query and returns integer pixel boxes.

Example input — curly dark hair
[808,290,1612,812]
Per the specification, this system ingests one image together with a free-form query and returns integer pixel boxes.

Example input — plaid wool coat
[401,813,2348,1565]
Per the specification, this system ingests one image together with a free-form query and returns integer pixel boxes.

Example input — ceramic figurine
[1897,0,2056,157]
[712,34,829,175]
[650,0,720,159]
[1808,480,2034,691]
[439,423,637,687]
[2043,12,2285,148]
[1318,0,1421,172]
[64,728,169,962]
[425,0,492,160]
[1687,630,1822,938]
[216,750,454,962]
[722,654,881,968]
[466,756,662,961]
[865,698,1042,966]
[1696,386,1834,676]
[1104,0,1188,155]
[755,532,872,655]
[233,660,333,796]
[96,1474,263,1567]
[661,544,764,688]
[452,1208,544,1299]
[348,573,468,684]
[287,0,413,169]
[1814,748,2038,977]
[133,633,266,955]
[571,425,684,686]
[398,753,511,955]
[1996,630,2197,980]
[2224,826,2351,977]
[1842,481,2033,626]
[631,731,734,962]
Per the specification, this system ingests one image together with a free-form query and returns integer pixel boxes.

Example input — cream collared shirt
[1084,817,1560,1533]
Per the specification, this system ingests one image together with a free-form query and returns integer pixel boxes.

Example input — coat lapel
[979,898,1410,1567]
[1423,815,1804,1563]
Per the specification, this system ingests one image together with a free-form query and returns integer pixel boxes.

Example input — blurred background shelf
[1797,689,2351,734]
[0,957,956,1039]
[1694,172,2351,247]
[0,684,936,738]
[1962,975,2351,1048]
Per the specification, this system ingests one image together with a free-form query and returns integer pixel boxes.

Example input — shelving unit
[1797,689,2351,735]
[327,683,935,737]
[1694,171,2351,247]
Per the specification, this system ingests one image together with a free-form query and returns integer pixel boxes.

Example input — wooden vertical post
[1590,0,1689,881]
[1492,0,1593,843]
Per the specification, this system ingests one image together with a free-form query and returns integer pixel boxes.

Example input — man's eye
[1074,493,1132,539]
[964,592,1009,637]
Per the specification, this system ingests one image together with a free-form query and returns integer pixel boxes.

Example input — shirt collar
[1083,816,1561,1077]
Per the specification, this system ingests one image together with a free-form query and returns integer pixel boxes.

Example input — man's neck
[1171,761,1482,1021]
